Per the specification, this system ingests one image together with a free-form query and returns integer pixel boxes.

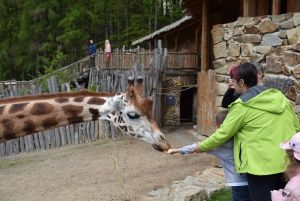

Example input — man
[88,39,97,68]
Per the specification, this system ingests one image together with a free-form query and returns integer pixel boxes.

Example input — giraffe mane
[0,90,115,104]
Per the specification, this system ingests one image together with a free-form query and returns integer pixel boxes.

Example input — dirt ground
[0,126,216,201]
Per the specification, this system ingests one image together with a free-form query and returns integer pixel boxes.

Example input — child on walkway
[271,132,300,201]
[167,110,251,201]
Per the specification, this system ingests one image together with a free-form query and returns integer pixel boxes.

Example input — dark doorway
[180,87,194,123]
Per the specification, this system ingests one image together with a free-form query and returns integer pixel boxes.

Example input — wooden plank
[59,127,67,146]
[54,128,61,147]
[243,0,256,17]
[90,121,96,141]
[38,132,46,150]
[19,137,25,153]
[70,124,75,144]
[272,0,281,15]
[287,0,296,12]
[44,130,51,149]
[34,133,40,150]
[201,0,209,71]
[74,123,80,144]
[0,143,5,157]
[256,0,269,16]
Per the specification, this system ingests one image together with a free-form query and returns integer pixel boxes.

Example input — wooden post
[243,0,256,17]
[272,0,281,15]
[257,0,269,16]
[200,0,209,72]
[287,0,296,12]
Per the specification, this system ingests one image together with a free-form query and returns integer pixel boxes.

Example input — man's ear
[239,79,245,87]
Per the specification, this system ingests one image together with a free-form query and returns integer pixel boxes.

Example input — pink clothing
[271,173,300,201]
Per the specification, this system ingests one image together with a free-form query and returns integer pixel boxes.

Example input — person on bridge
[88,39,97,68]
[104,39,111,67]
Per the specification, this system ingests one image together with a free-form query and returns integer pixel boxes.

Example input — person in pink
[271,132,300,201]
[104,39,111,66]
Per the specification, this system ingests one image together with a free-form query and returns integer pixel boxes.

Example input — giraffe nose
[152,141,171,152]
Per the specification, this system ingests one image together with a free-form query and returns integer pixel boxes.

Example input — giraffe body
[0,83,170,152]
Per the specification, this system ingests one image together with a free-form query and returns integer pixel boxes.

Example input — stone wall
[212,13,300,117]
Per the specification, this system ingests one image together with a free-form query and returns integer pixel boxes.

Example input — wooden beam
[194,27,199,52]
[287,0,296,12]
[243,0,256,17]
[272,0,281,15]
[257,0,269,16]
[200,0,209,71]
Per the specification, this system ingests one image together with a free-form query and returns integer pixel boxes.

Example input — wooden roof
[132,16,193,46]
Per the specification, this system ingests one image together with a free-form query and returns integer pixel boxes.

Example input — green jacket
[199,86,300,175]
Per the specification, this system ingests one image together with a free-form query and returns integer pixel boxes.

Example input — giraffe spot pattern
[42,117,59,128]
[62,105,84,124]
[89,108,100,121]
[31,102,54,115]
[16,114,26,119]
[119,125,128,132]
[73,97,84,103]
[9,102,29,114]
[1,119,15,140]
[54,98,69,103]
[23,119,37,134]
[62,105,83,116]
[87,97,105,105]
[0,105,5,115]
[67,116,84,124]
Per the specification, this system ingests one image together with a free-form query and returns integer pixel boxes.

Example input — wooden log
[272,0,281,15]
[0,143,5,157]
[38,132,46,150]
[287,0,296,12]
[74,123,80,144]
[70,124,75,144]
[44,130,51,149]
[243,0,256,17]
[90,121,96,141]
[66,125,72,144]
[34,133,40,150]
[54,128,61,147]
[59,127,67,146]
[49,129,56,148]
[19,137,25,153]
[201,0,209,71]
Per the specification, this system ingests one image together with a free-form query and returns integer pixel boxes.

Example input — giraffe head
[99,77,171,152]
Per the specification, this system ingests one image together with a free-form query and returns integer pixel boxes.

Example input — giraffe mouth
[152,142,171,152]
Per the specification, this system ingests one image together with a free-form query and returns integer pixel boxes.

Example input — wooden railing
[96,51,199,70]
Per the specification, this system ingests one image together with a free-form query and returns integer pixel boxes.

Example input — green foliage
[88,84,97,92]
[207,188,232,201]
[0,0,183,81]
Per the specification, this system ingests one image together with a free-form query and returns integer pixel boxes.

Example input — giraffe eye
[127,112,140,119]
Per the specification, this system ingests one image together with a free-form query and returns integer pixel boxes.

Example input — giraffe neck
[0,91,118,143]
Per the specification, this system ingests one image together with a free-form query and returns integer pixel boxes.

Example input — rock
[277,30,287,39]
[213,42,226,59]
[244,25,259,34]
[282,51,300,65]
[241,43,253,56]
[285,86,297,101]
[236,17,255,26]
[287,27,300,45]
[292,64,300,79]
[211,26,224,44]
[280,19,294,29]
[238,34,261,43]
[260,34,282,46]
[271,15,286,23]
[228,41,240,57]
[283,65,292,76]
[224,29,233,40]
[293,43,300,52]
[251,54,265,62]
[293,12,300,27]
[233,26,244,36]
[216,82,229,95]
[254,46,273,54]
[212,58,226,69]
[259,20,279,33]
[266,56,283,73]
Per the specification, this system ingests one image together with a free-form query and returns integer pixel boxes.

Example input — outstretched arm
[167,143,198,155]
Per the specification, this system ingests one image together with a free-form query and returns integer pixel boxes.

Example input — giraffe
[0,77,171,152]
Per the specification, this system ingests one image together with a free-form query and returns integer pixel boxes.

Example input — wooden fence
[0,46,172,157]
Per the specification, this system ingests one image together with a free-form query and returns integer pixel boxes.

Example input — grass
[207,188,232,201]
